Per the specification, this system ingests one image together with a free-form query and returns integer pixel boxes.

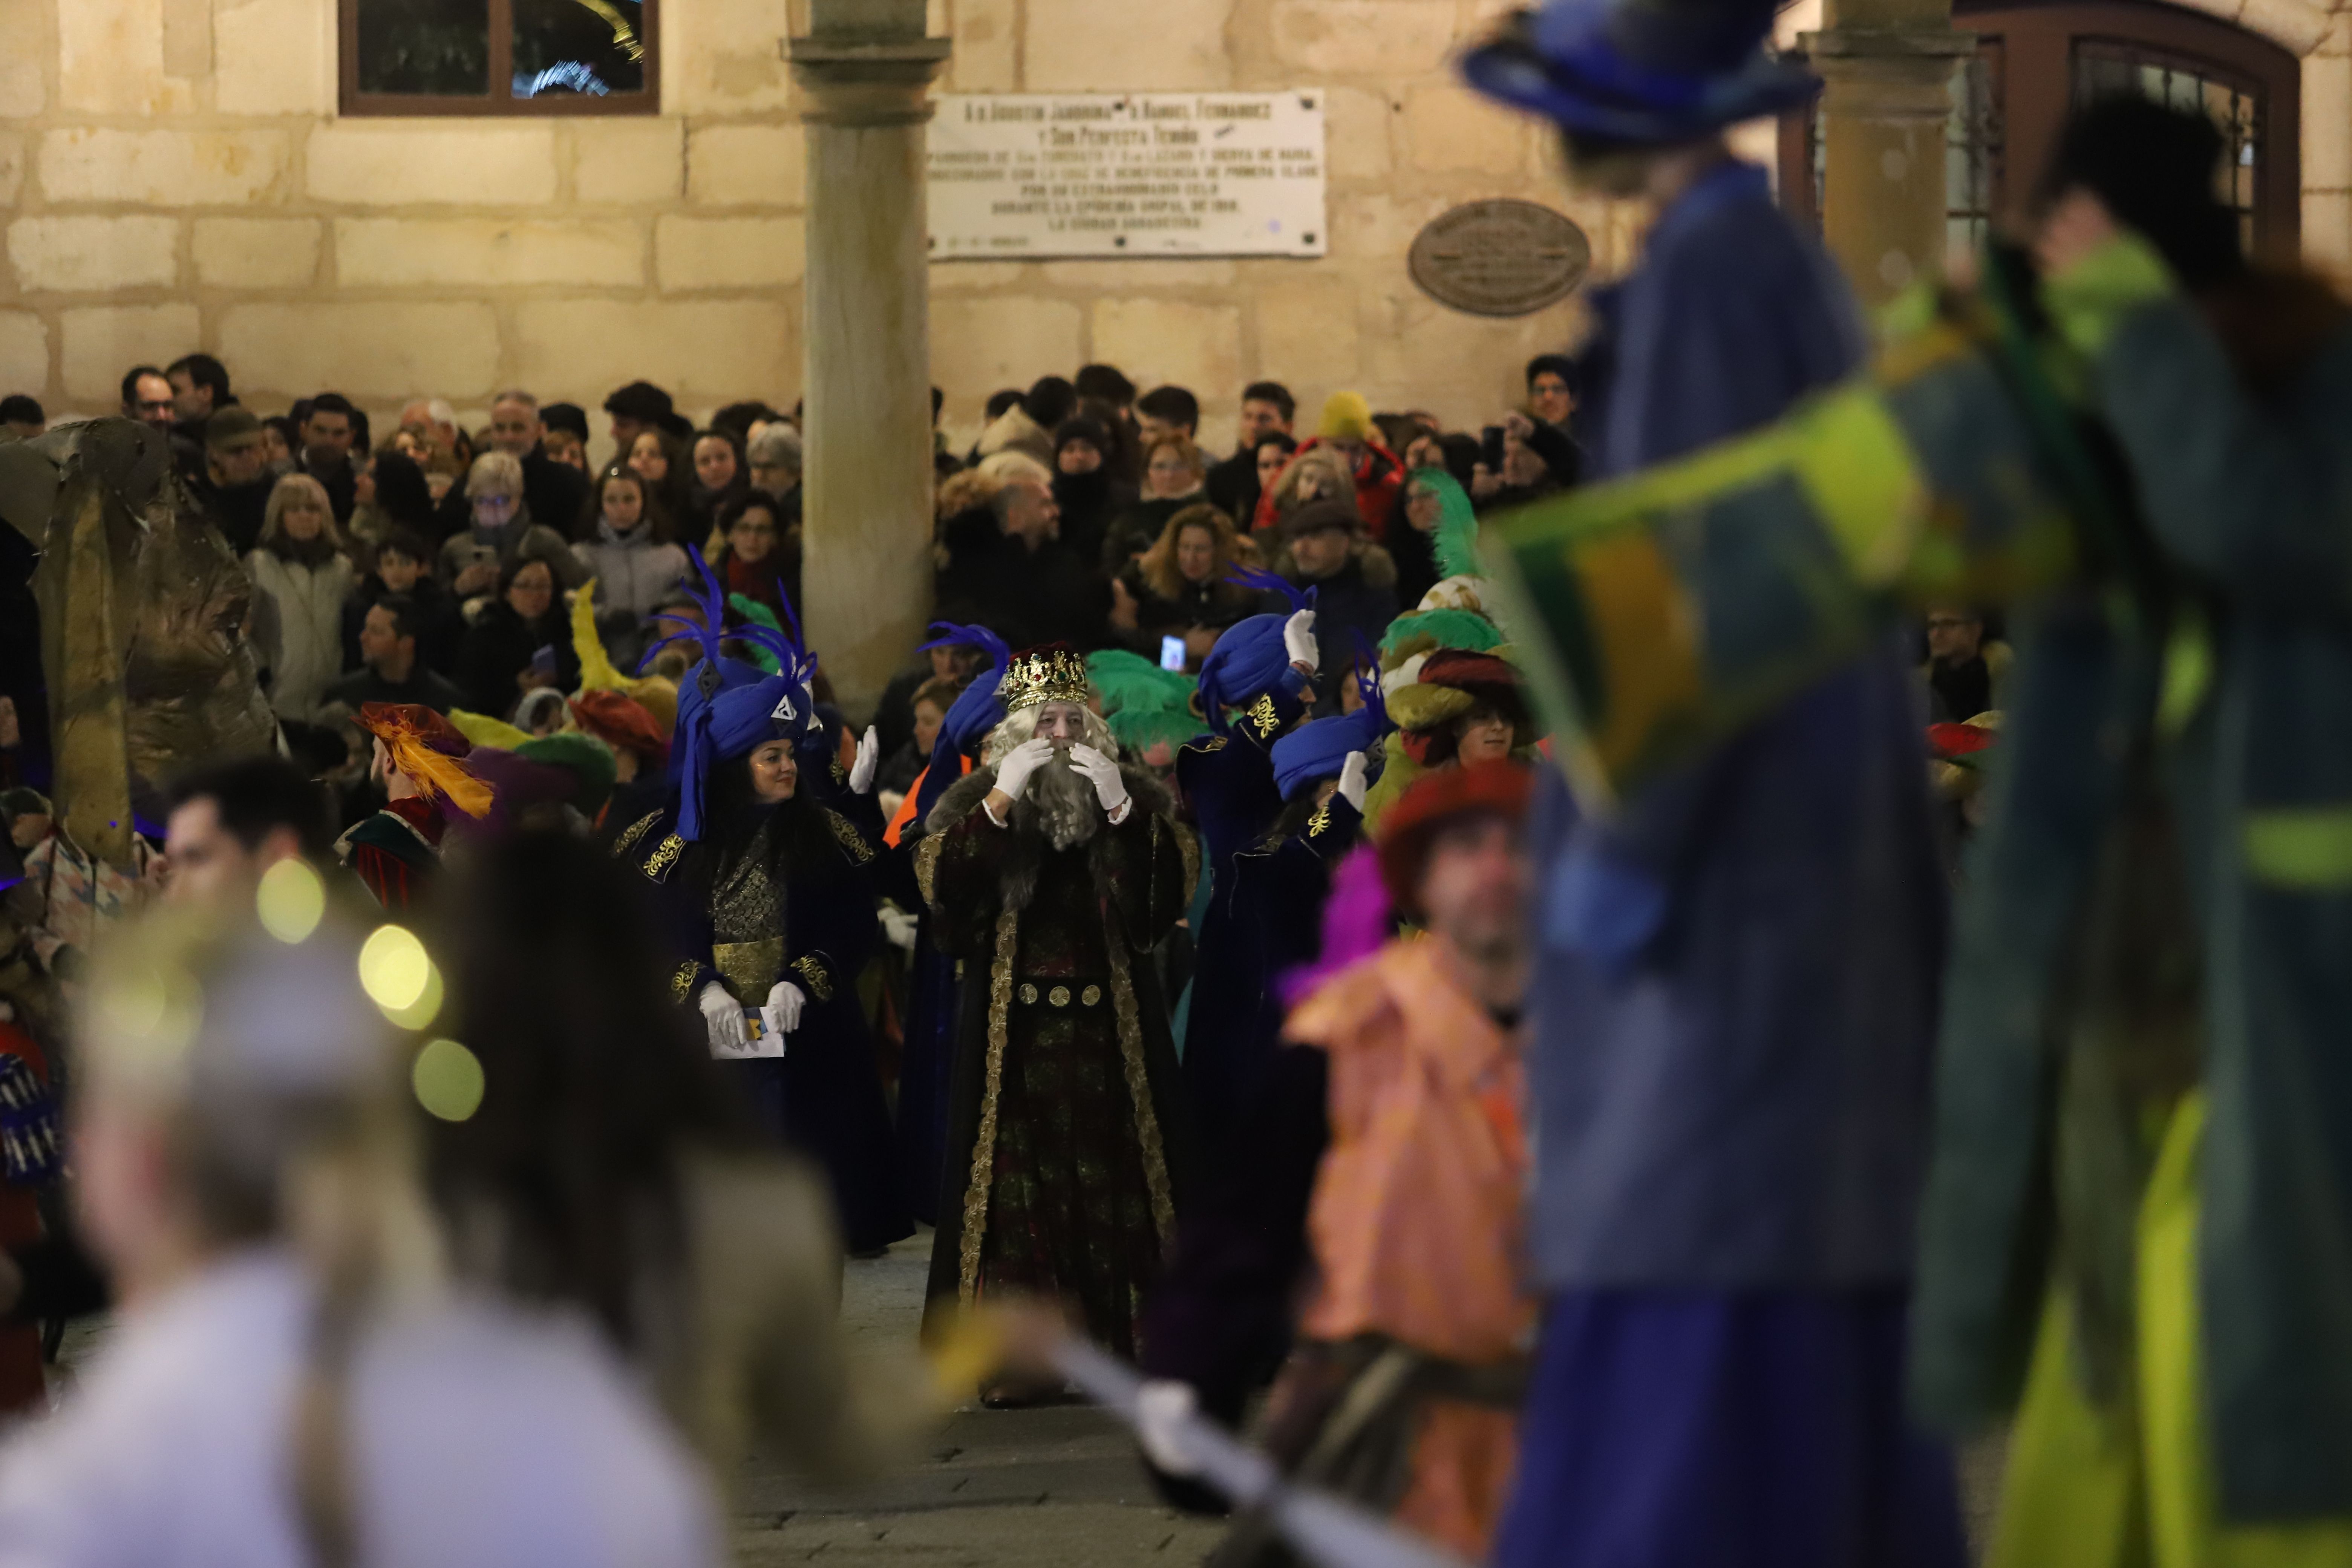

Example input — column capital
[788,34,952,126]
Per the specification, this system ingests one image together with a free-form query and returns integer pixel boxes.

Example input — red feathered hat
[570,688,671,769]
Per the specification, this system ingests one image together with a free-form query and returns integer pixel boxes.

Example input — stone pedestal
[1804,8,1974,309]
[789,2,951,718]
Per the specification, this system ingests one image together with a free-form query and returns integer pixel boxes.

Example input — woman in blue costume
[611,557,911,1256]
[1173,573,1321,1153]
[1182,665,1386,1159]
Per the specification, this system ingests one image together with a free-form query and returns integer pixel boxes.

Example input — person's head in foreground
[20,904,720,1565]
[1378,759,1536,1008]
[162,754,334,909]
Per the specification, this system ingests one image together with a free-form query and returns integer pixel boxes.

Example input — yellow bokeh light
[380,963,444,1032]
[254,859,325,945]
[412,1038,485,1123]
[358,925,438,1028]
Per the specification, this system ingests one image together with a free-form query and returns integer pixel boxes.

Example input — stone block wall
[0,0,1639,460]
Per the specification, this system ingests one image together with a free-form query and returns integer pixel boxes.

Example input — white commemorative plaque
[927,92,1328,259]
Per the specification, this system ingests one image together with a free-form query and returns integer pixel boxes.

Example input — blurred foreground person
[1464,0,1963,1564]
[430,835,932,1490]
[1161,761,1536,1565]
[0,904,719,1566]
[1913,101,2352,1567]
[919,648,1196,1388]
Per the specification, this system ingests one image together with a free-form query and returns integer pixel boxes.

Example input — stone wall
[0,0,1639,462]
[8,0,2343,461]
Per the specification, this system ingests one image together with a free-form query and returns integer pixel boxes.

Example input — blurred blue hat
[1197,568,1314,737]
[640,554,818,841]
[1271,661,1389,799]
[1461,0,1819,142]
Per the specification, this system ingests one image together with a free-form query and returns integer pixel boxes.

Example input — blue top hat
[1461,0,1821,142]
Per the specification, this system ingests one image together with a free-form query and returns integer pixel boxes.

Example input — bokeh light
[254,859,325,945]
[358,925,442,1030]
[412,1037,485,1122]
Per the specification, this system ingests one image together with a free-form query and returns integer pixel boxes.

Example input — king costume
[918,648,1198,1362]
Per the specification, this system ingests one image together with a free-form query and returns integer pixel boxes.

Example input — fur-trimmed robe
[916,760,1200,1357]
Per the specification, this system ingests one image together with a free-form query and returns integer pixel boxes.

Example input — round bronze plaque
[1408,199,1592,318]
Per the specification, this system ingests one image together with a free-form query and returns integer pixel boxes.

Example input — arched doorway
[1781,0,2303,258]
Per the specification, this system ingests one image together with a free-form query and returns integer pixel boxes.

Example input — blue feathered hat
[1270,655,1390,799]
[1197,568,1314,737]
[639,554,819,841]
[1461,0,1819,142]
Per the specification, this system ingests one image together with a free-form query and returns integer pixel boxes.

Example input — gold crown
[1000,648,1092,713]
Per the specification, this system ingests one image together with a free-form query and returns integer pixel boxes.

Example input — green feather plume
[726,594,784,675]
[1380,607,1504,664]
[1086,649,1196,716]
[1414,467,1482,583]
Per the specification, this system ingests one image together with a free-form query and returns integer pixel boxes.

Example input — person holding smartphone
[1108,505,1259,673]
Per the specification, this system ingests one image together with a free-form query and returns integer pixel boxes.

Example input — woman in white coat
[244,473,355,723]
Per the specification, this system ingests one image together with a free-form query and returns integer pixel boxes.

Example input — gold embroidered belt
[712,937,786,1000]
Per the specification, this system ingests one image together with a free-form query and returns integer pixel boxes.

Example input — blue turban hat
[639,554,818,842]
[1270,658,1390,799]
[1196,568,1315,737]
[898,622,1012,831]
[1461,0,1819,143]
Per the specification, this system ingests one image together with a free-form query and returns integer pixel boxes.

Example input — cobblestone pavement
[730,1228,1224,1566]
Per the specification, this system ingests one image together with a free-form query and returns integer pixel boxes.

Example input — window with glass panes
[1779,0,2297,259]
[339,0,657,115]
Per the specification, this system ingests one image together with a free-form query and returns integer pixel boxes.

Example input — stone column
[1803,0,1974,310]
[789,0,951,719]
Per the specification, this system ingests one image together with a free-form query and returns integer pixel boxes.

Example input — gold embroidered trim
[1244,692,1280,740]
[958,906,1023,1307]
[790,954,834,1003]
[1105,923,1178,1249]
[913,833,946,907]
[1306,802,1332,838]
[824,807,874,865]
[612,810,663,859]
[670,960,701,1001]
[642,833,686,882]
[1188,736,1228,754]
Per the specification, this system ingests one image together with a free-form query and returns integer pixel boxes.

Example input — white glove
[1337,750,1369,812]
[879,905,920,951]
[1066,743,1129,816]
[698,982,749,1053]
[992,736,1055,803]
[763,980,807,1034]
[1135,1380,1203,1477]
[848,725,880,795]
[1282,608,1318,671]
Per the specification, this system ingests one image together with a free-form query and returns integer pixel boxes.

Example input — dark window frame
[1779,0,2299,255]
[337,0,661,118]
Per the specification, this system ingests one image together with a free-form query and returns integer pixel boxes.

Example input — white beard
[1020,753,1101,851]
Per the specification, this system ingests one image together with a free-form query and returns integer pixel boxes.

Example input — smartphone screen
[1159,635,1187,672]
